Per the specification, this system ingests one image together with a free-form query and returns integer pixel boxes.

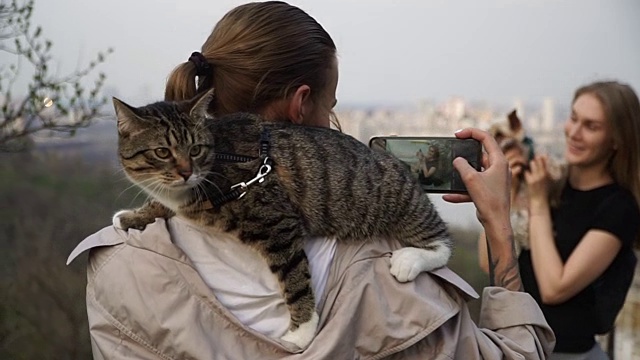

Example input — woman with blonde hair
[521,80,640,359]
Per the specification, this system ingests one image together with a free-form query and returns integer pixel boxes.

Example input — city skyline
[336,93,566,151]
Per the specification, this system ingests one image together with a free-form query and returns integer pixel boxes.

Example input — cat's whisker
[113,176,159,204]
[200,177,224,197]
[150,181,168,197]
[115,182,146,202]
[131,189,151,203]
[139,180,163,200]
[112,166,129,177]
[208,171,232,183]
[123,178,160,196]
[193,184,208,210]
[131,179,156,202]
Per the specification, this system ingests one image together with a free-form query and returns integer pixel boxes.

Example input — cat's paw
[112,210,132,229]
[280,312,319,349]
[390,247,448,282]
[112,210,150,231]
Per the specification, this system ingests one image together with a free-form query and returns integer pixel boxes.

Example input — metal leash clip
[230,157,272,199]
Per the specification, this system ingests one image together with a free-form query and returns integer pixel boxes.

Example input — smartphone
[369,136,482,194]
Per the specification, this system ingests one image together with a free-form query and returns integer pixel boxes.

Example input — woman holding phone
[521,81,640,359]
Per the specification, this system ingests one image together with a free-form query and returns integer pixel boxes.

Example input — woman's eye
[190,145,204,157]
[154,148,171,159]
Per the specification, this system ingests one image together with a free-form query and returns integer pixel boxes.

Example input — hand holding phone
[369,136,482,194]
[442,128,521,291]
[441,128,511,222]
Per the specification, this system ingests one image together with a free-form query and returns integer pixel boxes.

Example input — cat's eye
[189,145,204,157]
[154,148,171,159]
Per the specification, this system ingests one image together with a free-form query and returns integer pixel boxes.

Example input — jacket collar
[67,218,192,266]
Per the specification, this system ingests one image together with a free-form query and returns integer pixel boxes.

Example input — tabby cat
[112,89,452,348]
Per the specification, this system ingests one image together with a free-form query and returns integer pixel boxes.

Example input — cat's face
[113,91,215,202]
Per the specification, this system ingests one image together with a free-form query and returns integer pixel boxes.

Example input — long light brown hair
[574,81,640,247]
[164,1,336,122]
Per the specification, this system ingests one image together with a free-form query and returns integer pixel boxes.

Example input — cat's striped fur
[112,89,452,348]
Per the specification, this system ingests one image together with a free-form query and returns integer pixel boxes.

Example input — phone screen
[369,136,482,194]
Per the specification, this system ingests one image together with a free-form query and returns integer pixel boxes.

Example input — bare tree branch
[0,0,113,151]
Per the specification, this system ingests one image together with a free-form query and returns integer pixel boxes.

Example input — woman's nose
[566,123,580,139]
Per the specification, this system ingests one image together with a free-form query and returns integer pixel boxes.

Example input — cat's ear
[189,88,215,120]
[113,97,141,136]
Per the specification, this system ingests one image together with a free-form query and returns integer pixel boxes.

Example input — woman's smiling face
[564,93,616,168]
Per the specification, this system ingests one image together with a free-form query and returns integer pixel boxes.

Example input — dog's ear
[507,109,523,133]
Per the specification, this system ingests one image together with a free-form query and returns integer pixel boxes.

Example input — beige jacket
[68,219,555,359]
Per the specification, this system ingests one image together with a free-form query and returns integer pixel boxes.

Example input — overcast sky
[8,0,640,108]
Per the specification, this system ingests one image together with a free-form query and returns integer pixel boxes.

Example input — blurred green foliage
[0,151,139,359]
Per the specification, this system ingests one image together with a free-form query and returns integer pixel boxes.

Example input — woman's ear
[287,85,312,124]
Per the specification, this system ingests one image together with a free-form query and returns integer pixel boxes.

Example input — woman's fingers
[445,128,510,226]
[442,193,472,203]
[454,128,503,166]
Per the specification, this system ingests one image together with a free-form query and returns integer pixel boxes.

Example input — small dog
[488,110,566,254]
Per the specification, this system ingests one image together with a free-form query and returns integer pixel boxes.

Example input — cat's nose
[179,170,192,181]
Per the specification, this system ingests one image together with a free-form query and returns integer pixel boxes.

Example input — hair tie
[188,51,211,77]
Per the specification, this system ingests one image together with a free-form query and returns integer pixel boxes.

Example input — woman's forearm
[422,166,436,177]
[528,199,565,303]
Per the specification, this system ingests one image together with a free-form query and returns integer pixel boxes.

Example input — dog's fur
[488,110,566,254]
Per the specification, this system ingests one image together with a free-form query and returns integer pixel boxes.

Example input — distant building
[441,97,466,121]
[542,97,555,132]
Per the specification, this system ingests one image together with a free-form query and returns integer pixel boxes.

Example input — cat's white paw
[390,247,450,282]
[280,312,319,349]
[112,210,134,229]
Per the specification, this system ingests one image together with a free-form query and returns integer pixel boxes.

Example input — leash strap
[207,127,273,208]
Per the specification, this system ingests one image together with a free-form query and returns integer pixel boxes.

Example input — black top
[519,182,640,353]
[418,159,444,186]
